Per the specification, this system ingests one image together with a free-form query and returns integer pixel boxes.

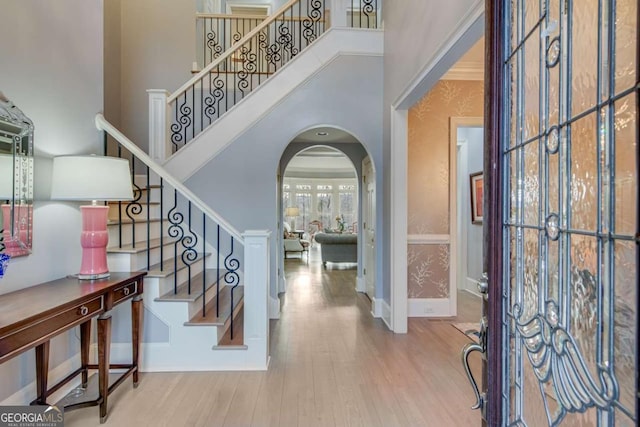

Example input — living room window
[284,178,358,232]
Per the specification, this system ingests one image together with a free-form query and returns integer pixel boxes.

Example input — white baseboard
[269,296,280,319]
[381,299,392,330]
[408,298,452,317]
[0,354,82,406]
[279,275,286,293]
[464,277,482,298]
[371,297,383,318]
[356,276,365,292]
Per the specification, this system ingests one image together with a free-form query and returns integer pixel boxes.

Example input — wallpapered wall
[407,80,484,299]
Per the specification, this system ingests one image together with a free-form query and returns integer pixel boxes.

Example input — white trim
[0,354,83,406]
[390,108,408,334]
[442,62,484,81]
[407,234,450,244]
[371,297,382,317]
[464,277,483,298]
[356,275,366,292]
[269,296,281,319]
[408,298,452,317]
[450,117,484,317]
[279,275,286,293]
[392,1,485,110]
[381,299,392,330]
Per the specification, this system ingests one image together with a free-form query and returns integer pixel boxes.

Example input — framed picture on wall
[470,171,484,224]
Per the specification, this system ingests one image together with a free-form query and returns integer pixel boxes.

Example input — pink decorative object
[78,205,110,279]
[51,155,133,280]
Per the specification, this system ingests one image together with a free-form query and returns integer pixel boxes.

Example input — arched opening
[276,126,376,306]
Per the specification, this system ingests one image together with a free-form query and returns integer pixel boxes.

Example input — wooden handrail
[95,113,244,242]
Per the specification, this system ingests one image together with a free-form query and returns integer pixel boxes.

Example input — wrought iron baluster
[126,157,142,248]
[168,190,184,294]
[202,214,206,317]
[159,177,164,272]
[181,201,199,294]
[224,237,240,340]
[216,224,220,317]
[146,166,150,270]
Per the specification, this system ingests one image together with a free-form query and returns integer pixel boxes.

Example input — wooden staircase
[105,179,245,362]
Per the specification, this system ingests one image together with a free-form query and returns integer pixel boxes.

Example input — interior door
[363,157,376,299]
[481,0,639,425]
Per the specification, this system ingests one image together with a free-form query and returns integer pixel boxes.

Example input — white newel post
[330,0,347,27]
[242,230,271,370]
[147,89,171,162]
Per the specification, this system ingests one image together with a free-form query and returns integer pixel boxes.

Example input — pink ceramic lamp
[51,155,133,280]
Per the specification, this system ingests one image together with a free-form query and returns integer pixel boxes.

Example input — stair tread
[108,200,161,206]
[107,218,164,225]
[217,306,244,346]
[154,268,228,302]
[144,252,211,278]
[185,285,244,326]
[107,237,177,254]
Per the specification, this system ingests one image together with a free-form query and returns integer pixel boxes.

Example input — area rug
[451,322,480,343]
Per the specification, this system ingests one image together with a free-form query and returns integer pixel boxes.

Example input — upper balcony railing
[195,0,379,70]
[149,0,381,161]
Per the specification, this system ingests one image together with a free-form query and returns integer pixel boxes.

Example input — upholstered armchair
[283,221,310,260]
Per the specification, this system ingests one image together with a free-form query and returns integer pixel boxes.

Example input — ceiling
[284,146,356,179]
[443,37,485,80]
[291,127,360,144]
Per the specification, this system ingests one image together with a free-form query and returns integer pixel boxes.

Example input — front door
[482,0,639,425]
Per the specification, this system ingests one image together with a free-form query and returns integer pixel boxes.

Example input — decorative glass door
[485,0,638,425]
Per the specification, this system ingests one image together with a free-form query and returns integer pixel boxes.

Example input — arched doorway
[276,127,376,309]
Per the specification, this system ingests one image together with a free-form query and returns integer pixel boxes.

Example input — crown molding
[442,61,484,81]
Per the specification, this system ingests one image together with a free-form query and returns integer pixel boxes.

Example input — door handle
[477,272,488,295]
[461,272,489,412]
[461,341,483,410]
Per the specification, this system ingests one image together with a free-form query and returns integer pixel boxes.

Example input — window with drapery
[283,178,358,232]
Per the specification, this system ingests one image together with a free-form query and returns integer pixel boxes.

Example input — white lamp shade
[51,155,134,201]
[0,154,13,199]
[285,207,299,217]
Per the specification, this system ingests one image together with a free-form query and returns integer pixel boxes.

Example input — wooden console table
[0,272,146,423]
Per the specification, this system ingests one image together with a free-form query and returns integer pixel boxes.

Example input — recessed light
[316,131,328,136]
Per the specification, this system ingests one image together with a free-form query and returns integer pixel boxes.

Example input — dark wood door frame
[483,0,504,425]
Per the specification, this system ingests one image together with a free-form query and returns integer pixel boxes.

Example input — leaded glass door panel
[486,0,639,425]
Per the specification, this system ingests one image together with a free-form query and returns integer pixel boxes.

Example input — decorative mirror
[0,92,34,257]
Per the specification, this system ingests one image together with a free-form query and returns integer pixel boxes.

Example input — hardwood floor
[65,247,482,426]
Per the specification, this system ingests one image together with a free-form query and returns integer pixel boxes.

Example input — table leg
[132,295,143,387]
[98,311,111,423]
[80,320,91,386]
[35,341,50,405]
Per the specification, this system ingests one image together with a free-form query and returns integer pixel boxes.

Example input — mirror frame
[0,92,34,257]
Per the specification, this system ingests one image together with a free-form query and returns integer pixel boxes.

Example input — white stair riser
[108,221,166,244]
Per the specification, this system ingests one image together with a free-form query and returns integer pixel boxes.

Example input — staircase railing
[96,114,242,329]
[196,13,267,70]
[348,0,379,28]
[167,0,327,152]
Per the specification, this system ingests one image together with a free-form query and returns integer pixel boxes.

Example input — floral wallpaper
[407,80,484,299]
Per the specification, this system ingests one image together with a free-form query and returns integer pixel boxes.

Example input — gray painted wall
[382,0,482,303]
[186,54,384,301]
[120,0,196,152]
[459,127,484,283]
[0,0,104,402]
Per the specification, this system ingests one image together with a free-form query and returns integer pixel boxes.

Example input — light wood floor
[65,248,482,426]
